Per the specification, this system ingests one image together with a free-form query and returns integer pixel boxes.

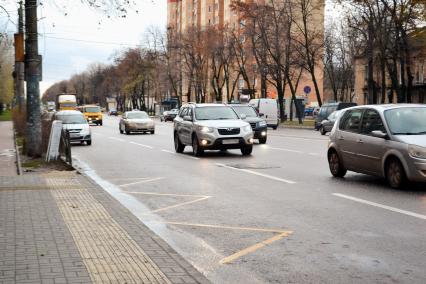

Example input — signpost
[46,120,62,162]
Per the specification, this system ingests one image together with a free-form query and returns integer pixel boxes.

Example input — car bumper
[126,125,155,132]
[69,134,91,142]
[406,158,426,182]
[197,132,253,150]
[253,127,267,139]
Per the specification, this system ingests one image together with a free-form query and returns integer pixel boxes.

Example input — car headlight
[242,125,252,133]
[408,144,426,159]
[258,121,267,127]
[198,126,214,133]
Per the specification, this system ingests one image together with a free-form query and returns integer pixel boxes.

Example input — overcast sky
[0,0,337,96]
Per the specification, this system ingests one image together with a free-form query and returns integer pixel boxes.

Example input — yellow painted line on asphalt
[150,196,211,213]
[129,141,154,149]
[219,231,292,265]
[333,193,426,220]
[216,163,296,184]
[163,222,292,265]
[118,177,164,187]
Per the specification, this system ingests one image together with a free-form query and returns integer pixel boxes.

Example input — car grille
[249,122,257,130]
[68,129,82,133]
[218,128,240,135]
[136,123,149,128]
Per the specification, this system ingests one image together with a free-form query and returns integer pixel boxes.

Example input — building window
[238,79,245,89]
[209,6,211,12]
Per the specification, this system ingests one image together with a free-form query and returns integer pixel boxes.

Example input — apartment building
[167,0,325,106]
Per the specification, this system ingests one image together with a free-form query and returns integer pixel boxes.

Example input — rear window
[56,114,87,124]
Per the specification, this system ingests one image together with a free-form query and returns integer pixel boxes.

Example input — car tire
[174,133,185,153]
[272,125,278,130]
[328,150,346,178]
[100,121,103,126]
[386,158,407,189]
[119,126,123,134]
[86,140,92,146]
[259,136,267,144]
[151,130,155,134]
[320,126,326,135]
[241,145,253,156]
[192,135,204,157]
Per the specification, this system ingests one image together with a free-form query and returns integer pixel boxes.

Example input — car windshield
[56,114,87,124]
[385,107,426,135]
[195,106,239,120]
[84,106,100,113]
[127,112,149,119]
[233,106,258,118]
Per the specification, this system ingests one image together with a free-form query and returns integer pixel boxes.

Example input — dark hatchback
[315,102,357,130]
[230,104,268,144]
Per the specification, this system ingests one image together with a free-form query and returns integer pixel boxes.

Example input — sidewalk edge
[13,129,23,175]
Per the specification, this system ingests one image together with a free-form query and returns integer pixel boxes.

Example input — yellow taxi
[81,105,103,125]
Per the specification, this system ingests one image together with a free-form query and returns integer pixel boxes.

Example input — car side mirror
[371,130,388,139]
[259,113,265,117]
[183,115,192,121]
[240,114,247,120]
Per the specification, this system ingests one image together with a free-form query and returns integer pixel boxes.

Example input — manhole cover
[225,163,280,170]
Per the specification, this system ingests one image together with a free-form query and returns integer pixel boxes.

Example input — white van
[248,99,279,129]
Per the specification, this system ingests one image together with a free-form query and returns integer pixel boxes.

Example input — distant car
[328,104,426,188]
[174,103,254,156]
[119,110,155,134]
[315,102,357,130]
[161,109,179,122]
[53,110,92,145]
[108,109,118,116]
[248,98,279,130]
[304,107,315,117]
[229,104,268,144]
[319,110,341,135]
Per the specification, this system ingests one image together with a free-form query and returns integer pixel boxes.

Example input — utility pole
[14,1,25,111]
[24,0,42,157]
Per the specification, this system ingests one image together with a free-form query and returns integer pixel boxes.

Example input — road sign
[304,86,311,94]
[46,120,62,162]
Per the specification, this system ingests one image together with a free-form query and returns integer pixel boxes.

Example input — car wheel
[119,126,123,134]
[386,158,407,189]
[328,150,346,177]
[192,135,204,157]
[320,126,326,135]
[100,121,103,126]
[151,130,155,134]
[272,125,278,130]
[174,133,185,153]
[241,145,253,156]
[86,140,92,146]
[259,136,267,144]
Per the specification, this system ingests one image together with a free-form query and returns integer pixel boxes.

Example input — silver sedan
[327,104,426,188]
[119,110,155,134]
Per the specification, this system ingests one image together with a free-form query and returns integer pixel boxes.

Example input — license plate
[222,139,239,145]
[70,133,80,138]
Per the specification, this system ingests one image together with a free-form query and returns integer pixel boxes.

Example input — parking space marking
[216,163,296,184]
[123,191,210,198]
[130,141,154,149]
[150,196,211,213]
[163,222,292,265]
[333,193,426,220]
[108,137,125,142]
[161,149,200,160]
[118,177,165,187]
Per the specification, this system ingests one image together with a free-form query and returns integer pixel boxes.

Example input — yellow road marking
[150,196,211,213]
[219,231,292,264]
[164,221,287,233]
[123,191,211,198]
[163,221,292,265]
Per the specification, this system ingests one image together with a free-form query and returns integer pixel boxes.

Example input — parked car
[319,110,341,135]
[248,98,279,129]
[119,110,155,134]
[327,104,426,188]
[229,104,268,144]
[53,110,92,145]
[161,108,179,122]
[304,107,315,117]
[174,103,254,156]
[315,102,357,130]
[108,108,118,116]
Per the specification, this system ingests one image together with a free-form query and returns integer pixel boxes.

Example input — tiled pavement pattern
[0,173,209,284]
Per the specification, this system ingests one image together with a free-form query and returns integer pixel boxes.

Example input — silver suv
[174,103,254,156]
[328,104,426,188]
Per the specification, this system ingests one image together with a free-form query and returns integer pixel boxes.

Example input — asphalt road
[72,115,426,284]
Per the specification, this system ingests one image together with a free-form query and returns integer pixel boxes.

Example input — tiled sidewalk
[0,121,17,176]
[0,172,209,284]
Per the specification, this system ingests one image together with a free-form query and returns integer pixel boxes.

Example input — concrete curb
[13,130,23,175]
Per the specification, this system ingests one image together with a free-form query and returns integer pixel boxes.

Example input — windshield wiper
[393,131,426,135]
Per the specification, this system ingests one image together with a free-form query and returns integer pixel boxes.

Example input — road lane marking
[216,163,296,184]
[268,147,303,154]
[118,177,164,187]
[129,141,154,149]
[108,137,125,142]
[150,196,211,213]
[161,149,200,160]
[219,231,291,264]
[333,193,426,220]
[163,222,292,265]
[268,134,328,141]
[122,191,210,198]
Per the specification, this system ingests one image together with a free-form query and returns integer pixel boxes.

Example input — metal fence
[59,130,72,166]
